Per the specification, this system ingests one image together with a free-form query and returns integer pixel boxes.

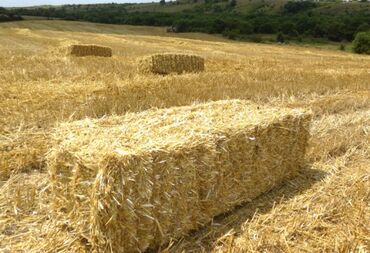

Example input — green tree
[229,0,237,8]
[173,19,190,32]
[353,32,370,54]
[283,1,316,14]
[281,22,296,36]
[357,23,370,33]
[258,22,276,34]
[327,22,345,41]
[239,22,253,35]
[313,24,325,38]
[160,0,166,5]
[223,28,240,40]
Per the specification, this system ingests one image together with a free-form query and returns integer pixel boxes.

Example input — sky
[0,0,156,7]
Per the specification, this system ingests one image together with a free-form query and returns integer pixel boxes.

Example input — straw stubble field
[0,20,369,252]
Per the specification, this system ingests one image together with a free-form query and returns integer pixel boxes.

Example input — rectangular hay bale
[47,100,311,252]
[138,53,205,74]
[69,44,112,57]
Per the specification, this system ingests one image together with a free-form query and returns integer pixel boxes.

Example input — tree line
[0,7,22,22]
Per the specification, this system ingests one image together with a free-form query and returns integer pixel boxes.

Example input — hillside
[8,0,370,45]
[0,20,369,252]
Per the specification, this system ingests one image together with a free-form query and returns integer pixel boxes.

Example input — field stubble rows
[0,20,369,252]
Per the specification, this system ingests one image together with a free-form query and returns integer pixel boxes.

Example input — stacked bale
[47,99,311,253]
[138,53,205,74]
[69,44,112,57]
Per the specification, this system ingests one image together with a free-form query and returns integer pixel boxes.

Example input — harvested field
[0,20,369,253]
[69,44,112,57]
[48,100,310,252]
[138,53,205,74]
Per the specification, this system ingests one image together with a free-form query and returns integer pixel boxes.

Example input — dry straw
[47,99,311,252]
[69,44,112,57]
[138,53,205,74]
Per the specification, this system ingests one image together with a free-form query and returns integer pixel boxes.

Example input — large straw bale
[47,99,311,252]
[138,53,205,74]
[69,44,112,57]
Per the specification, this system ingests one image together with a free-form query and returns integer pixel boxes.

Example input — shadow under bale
[166,165,328,252]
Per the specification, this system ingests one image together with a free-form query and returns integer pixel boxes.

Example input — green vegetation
[276,32,285,43]
[353,32,370,54]
[5,0,370,45]
[0,7,22,22]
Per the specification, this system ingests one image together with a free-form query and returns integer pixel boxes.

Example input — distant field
[0,20,369,252]
[0,19,229,41]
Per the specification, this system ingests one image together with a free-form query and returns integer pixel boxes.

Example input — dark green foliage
[258,22,276,34]
[339,43,346,51]
[276,32,285,43]
[240,21,253,34]
[357,23,370,33]
[281,22,296,36]
[249,35,263,43]
[312,25,325,38]
[229,0,237,8]
[353,32,370,54]
[0,7,23,22]
[223,28,240,40]
[327,22,346,42]
[283,1,317,14]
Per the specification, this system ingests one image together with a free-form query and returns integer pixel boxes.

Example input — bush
[223,28,240,40]
[276,32,285,43]
[0,14,11,22]
[283,1,317,14]
[239,21,253,35]
[173,19,191,32]
[229,0,237,7]
[258,23,276,34]
[353,32,370,54]
[281,22,296,36]
[249,35,263,43]
[357,23,370,33]
[339,43,346,51]
[327,22,346,42]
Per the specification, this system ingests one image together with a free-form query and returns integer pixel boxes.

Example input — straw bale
[47,99,311,252]
[69,44,112,57]
[138,53,204,74]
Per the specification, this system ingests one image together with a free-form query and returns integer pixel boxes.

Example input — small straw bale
[69,44,112,57]
[47,99,311,252]
[138,53,205,74]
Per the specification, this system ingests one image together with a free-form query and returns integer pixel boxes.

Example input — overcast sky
[0,0,156,7]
